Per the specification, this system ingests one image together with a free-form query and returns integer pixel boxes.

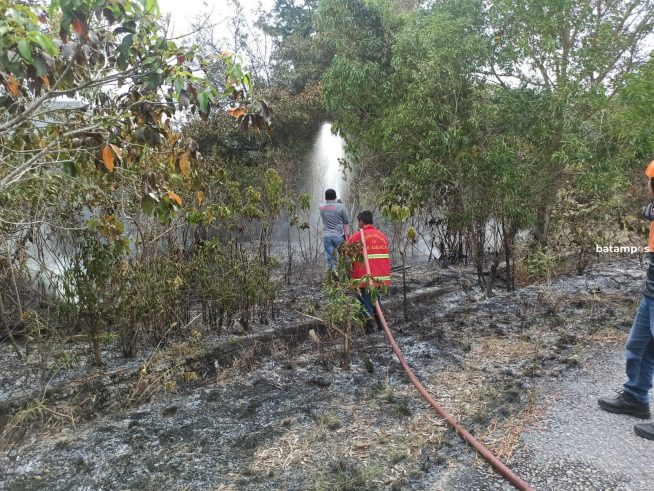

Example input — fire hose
[359,228,534,491]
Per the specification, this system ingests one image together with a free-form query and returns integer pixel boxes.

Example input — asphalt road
[432,345,654,491]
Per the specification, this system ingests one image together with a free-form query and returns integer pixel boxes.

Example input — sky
[157,0,275,39]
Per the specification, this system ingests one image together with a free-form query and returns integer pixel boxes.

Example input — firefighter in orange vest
[347,210,391,334]
[598,160,654,440]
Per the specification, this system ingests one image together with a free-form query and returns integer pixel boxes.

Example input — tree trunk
[439,240,449,268]
[501,217,516,291]
[120,320,138,358]
[86,314,104,366]
[534,202,553,245]
[91,330,103,366]
[400,250,407,321]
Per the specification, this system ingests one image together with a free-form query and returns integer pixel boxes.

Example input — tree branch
[0,125,100,193]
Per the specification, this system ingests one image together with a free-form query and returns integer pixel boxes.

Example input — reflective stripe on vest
[368,254,390,259]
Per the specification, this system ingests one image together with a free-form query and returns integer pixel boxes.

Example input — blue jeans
[358,288,382,319]
[323,235,345,271]
[624,296,654,404]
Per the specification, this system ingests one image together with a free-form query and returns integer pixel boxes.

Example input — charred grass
[0,260,642,489]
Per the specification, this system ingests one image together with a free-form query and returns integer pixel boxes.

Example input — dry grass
[583,328,629,344]
[478,389,547,462]
[214,342,266,385]
[0,398,81,450]
[231,341,263,370]
[251,398,447,487]
[469,337,540,365]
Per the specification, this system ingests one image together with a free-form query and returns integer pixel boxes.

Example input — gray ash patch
[1,258,651,489]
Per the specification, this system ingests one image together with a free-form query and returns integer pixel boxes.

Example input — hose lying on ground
[359,228,534,491]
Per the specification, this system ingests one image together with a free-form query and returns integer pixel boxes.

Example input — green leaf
[141,195,156,216]
[33,55,48,76]
[34,35,58,56]
[231,64,244,80]
[17,39,33,63]
[145,0,160,15]
[197,91,210,115]
[62,161,78,177]
[49,0,61,19]
[119,34,133,59]
[243,73,252,91]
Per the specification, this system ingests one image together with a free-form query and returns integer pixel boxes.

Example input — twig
[292,309,348,338]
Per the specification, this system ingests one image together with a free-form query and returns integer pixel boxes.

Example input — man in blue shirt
[319,189,349,274]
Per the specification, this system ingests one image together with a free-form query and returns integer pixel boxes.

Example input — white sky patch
[158,0,275,39]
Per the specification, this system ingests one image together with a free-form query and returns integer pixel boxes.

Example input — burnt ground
[0,257,650,490]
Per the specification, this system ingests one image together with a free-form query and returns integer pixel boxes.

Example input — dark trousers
[359,288,383,333]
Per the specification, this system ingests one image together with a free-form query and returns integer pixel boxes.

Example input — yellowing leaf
[227,106,246,119]
[196,191,205,206]
[101,145,114,172]
[6,75,19,97]
[179,153,191,177]
[72,18,88,38]
[109,144,122,161]
[167,191,183,206]
[41,76,50,90]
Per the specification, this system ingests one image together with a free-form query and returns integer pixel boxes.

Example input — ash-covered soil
[0,257,647,490]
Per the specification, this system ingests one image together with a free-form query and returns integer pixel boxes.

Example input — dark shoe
[598,391,651,419]
[634,423,654,440]
[634,422,654,440]
[364,319,376,335]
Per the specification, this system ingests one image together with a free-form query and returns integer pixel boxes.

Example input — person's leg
[599,296,652,418]
[624,297,654,403]
[632,339,654,402]
[358,288,374,318]
[370,293,384,331]
[633,320,654,438]
[627,300,654,404]
[373,306,384,332]
[358,288,375,334]
[324,236,336,270]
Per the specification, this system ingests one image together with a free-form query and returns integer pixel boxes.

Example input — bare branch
[0,125,100,193]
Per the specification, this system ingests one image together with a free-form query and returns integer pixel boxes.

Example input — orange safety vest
[348,225,391,288]
[649,222,654,253]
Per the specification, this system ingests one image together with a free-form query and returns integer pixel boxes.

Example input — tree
[258,0,333,93]
[0,0,269,205]
[612,55,654,163]
[319,0,654,277]
[377,6,537,288]
[489,0,654,243]
[0,0,272,361]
